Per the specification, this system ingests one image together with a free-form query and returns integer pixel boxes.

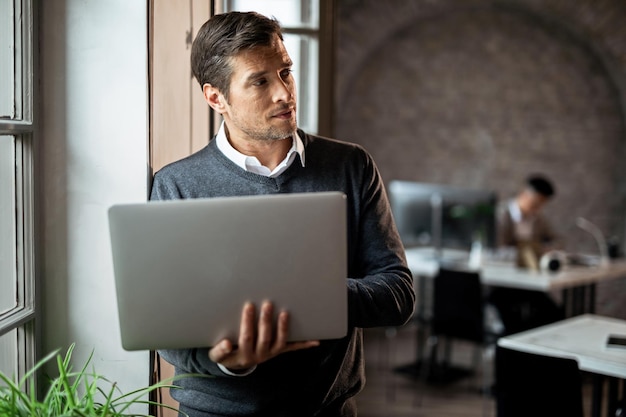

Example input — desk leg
[592,374,603,417]
[562,288,572,317]
[562,284,596,317]
[573,286,585,316]
[608,377,619,417]
[588,283,596,314]
[615,379,626,416]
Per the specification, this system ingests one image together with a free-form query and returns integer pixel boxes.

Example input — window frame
[0,0,37,381]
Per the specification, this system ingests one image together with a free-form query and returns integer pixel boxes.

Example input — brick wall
[334,0,626,318]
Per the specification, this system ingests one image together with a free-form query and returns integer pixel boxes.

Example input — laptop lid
[108,192,348,351]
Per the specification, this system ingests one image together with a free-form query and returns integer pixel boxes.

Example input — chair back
[495,345,584,417]
[432,267,484,343]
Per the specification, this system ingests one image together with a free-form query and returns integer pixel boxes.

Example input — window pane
[227,0,319,28]
[283,34,318,134]
[0,136,17,315]
[0,0,15,119]
[0,328,17,381]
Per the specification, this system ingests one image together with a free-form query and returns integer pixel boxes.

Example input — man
[496,174,560,256]
[150,11,415,417]
[489,174,563,335]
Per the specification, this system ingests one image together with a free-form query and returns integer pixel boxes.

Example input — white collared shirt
[508,199,533,241]
[215,122,305,177]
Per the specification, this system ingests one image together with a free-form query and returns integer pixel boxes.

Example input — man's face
[518,189,549,217]
[218,34,297,143]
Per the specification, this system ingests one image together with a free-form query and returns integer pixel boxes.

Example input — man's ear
[203,83,226,113]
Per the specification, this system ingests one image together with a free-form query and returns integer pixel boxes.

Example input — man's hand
[209,301,320,371]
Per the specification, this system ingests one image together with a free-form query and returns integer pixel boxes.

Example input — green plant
[0,343,182,417]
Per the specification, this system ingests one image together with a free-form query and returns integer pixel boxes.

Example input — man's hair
[526,174,555,198]
[190,12,283,100]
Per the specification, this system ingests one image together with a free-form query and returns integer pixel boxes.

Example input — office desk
[405,247,626,290]
[405,246,626,314]
[498,314,626,417]
[400,247,626,381]
[481,259,626,293]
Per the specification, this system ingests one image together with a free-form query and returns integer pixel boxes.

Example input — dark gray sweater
[150,130,415,417]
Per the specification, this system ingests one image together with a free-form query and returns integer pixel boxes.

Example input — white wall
[40,0,150,406]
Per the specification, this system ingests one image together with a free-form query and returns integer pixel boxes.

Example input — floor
[355,323,601,417]
[356,323,495,417]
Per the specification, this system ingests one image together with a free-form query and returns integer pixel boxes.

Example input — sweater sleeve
[346,150,416,329]
[158,348,241,377]
[150,168,236,377]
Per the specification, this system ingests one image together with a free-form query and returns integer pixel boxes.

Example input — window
[0,0,36,380]
[222,0,321,134]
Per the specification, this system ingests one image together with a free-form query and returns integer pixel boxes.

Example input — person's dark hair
[190,12,283,100]
[526,174,555,198]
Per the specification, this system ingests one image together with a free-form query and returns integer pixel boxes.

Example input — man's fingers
[211,302,320,370]
[257,301,274,354]
[237,302,256,358]
[273,310,289,348]
[209,339,234,362]
[273,311,319,354]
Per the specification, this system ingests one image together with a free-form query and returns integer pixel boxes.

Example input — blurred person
[497,174,561,259]
[488,174,564,335]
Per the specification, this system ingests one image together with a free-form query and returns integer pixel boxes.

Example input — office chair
[494,345,584,417]
[427,267,498,388]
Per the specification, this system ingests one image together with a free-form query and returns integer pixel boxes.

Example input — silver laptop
[108,191,348,351]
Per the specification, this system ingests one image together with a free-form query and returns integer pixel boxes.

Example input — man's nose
[272,78,294,103]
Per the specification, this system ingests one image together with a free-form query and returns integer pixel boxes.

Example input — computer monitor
[388,180,498,251]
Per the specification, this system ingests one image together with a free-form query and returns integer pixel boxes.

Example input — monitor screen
[388,180,498,251]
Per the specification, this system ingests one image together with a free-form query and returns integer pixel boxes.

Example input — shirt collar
[215,121,305,176]
[508,199,522,223]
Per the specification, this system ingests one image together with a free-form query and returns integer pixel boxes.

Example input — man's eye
[253,78,267,86]
[281,69,293,79]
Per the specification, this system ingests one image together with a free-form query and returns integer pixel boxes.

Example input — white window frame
[0,0,37,381]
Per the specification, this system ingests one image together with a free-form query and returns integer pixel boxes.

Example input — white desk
[498,315,626,417]
[405,246,626,292]
[482,260,626,292]
[405,246,626,315]
[498,314,626,379]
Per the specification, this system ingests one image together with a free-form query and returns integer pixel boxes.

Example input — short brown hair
[190,12,283,100]
[526,174,555,198]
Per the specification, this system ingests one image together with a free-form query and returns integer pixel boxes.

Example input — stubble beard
[237,114,297,142]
